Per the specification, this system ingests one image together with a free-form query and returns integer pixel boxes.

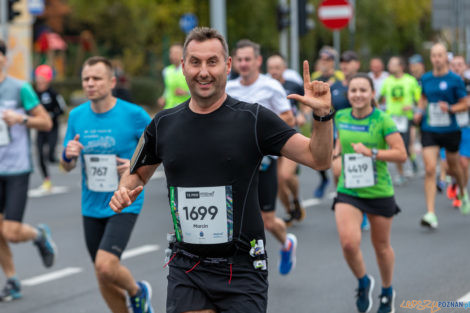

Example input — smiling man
[110,27,333,313]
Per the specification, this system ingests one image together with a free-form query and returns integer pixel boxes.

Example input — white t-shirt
[368,71,389,100]
[226,74,291,115]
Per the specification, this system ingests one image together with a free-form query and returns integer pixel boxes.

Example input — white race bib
[170,186,233,244]
[84,154,119,192]
[0,119,10,146]
[428,102,451,127]
[456,111,470,128]
[344,153,376,189]
[391,115,409,133]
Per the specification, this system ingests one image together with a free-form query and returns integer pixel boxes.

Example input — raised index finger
[302,60,311,87]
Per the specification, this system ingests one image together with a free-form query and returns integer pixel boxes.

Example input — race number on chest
[428,102,451,127]
[0,119,10,146]
[170,186,233,244]
[344,153,376,188]
[84,154,119,192]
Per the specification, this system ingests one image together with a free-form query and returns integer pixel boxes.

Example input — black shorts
[167,252,268,313]
[83,213,138,262]
[399,125,411,156]
[258,158,278,212]
[332,192,400,218]
[0,173,30,222]
[421,130,461,153]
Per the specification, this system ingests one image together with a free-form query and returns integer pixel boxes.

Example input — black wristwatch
[22,115,29,125]
[312,109,335,122]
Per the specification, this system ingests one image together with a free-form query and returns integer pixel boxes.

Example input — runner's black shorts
[421,130,461,153]
[0,173,30,222]
[83,213,138,262]
[167,252,268,313]
[258,158,278,212]
[332,192,401,218]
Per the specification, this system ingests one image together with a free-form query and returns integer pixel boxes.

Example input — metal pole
[333,30,340,69]
[210,0,227,40]
[290,0,299,72]
[348,0,355,50]
[467,26,470,64]
[279,0,289,61]
[0,0,8,41]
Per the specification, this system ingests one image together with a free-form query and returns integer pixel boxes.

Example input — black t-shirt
[35,87,65,122]
[133,95,296,257]
[282,79,304,112]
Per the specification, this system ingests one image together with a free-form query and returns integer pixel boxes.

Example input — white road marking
[21,267,83,286]
[121,244,160,260]
[28,186,70,198]
[457,291,470,302]
[301,192,336,208]
[150,171,165,180]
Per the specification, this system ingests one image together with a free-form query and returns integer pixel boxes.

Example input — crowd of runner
[1,26,469,313]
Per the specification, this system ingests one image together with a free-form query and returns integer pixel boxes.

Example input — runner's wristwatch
[371,148,378,161]
[22,115,29,125]
[312,109,334,122]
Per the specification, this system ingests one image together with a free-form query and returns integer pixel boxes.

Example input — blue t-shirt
[63,99,151,218]
[421,71,467,133]
[331,81,350,112]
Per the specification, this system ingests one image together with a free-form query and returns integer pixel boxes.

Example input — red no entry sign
[318,0,353,30]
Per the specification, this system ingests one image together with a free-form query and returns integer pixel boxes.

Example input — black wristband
[312,109,334,122]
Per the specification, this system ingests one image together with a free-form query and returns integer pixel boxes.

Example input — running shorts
[421,130,461,153]
[83,213,138,262]
[167,252,268,313]
[258,158,278,212]
[0,173,30,222]
[332,192,401,218]
[459,128,470,158]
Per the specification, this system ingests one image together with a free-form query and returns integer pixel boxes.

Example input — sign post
[318,0,353,65]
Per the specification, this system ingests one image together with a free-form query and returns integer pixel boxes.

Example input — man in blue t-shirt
[61,57,153,313]
[413,43,470,229]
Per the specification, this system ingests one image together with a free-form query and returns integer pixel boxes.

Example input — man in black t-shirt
[110,27,333,313]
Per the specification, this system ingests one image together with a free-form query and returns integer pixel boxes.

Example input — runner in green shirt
[332,73,407,313]
[380,56,421,185]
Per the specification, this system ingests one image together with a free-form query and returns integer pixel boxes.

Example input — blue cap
[409,54,423,64]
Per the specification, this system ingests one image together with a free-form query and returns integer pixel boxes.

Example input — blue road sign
[179,13,198,34]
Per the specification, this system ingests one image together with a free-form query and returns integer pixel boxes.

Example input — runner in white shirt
[226,39,297,275]
[368,58,389,102]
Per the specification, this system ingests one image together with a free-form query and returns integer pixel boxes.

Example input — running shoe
[420,212,438,229]
[393,175,406,187]
[447,183,458,200]
[292,199,306,222]
[377,290,396,313]
[279,233,297,275]
[314,178,329,198]
[452,198,461,209]
[459,192,470,215]
[411,158,419,174]
[0,278,21,302]
[40,179,52,192]
[283,212,295,227]
[130,281,154,313]
[34,224,57,268]
[436,179,446,193]
[356,275,374,313]
[361,214,370,231]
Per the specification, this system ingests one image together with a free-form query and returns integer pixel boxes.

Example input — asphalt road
[1,149,470,313]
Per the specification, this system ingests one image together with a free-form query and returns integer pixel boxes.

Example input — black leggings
[36,123,59,179]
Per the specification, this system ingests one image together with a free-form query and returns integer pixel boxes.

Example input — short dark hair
[235,39,261,57]
[0,39,6,56]
[183,27,228,60]
[390,56,406,68]
[82,56,114,76]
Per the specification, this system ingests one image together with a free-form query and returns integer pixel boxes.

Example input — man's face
[450,57,467,77]
[387,58,402,75]
[182,38,231,102]
[235,47,261,80]
[169,45,183,66]
[317,54,334,74]
[430,44,448,70]
[81,62,116,101]
[369,59,383,74]
[267,56,286,82]
[340,60,360,78]
[410,63,425,78]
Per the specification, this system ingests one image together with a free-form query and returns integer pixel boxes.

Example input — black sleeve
[256,105,297,156]
[130,118,161,174]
